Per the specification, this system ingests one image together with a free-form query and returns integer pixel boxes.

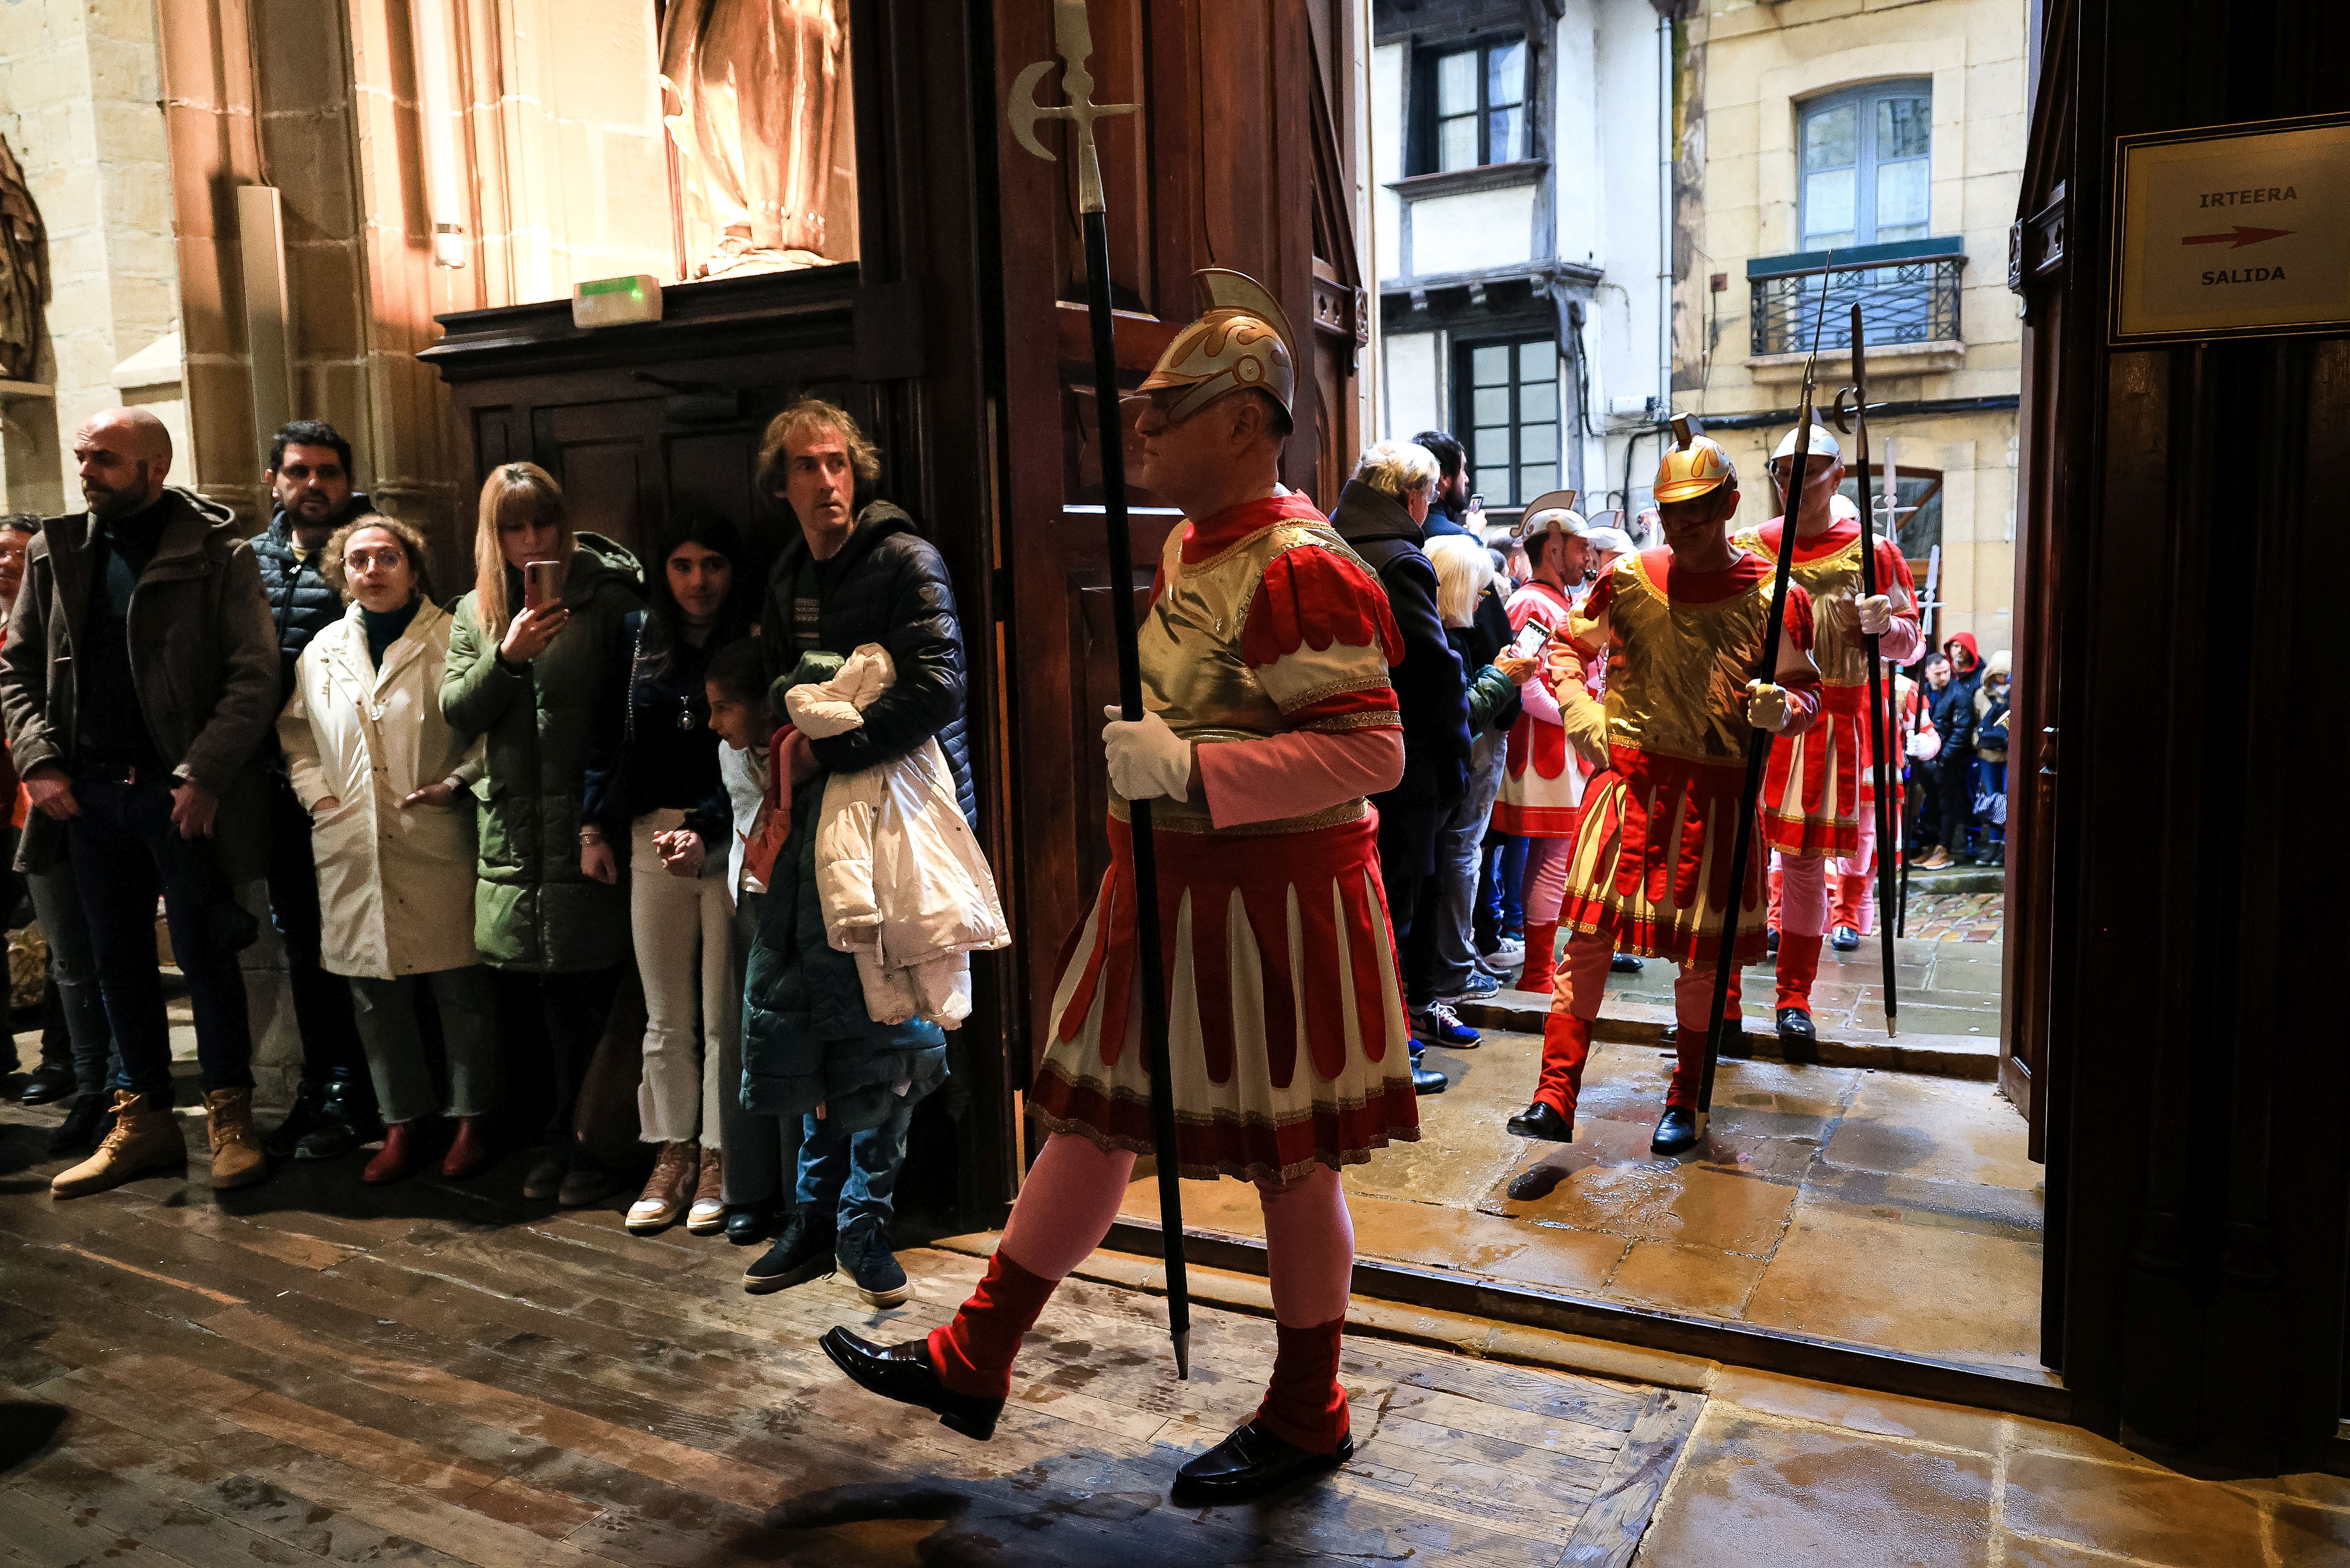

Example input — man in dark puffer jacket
[743,397,969,1311]
[248,419,375,1160]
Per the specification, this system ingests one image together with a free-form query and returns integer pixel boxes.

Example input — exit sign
[2112,110,2350,344]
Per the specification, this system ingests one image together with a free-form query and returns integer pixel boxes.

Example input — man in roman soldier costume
[1736,425,1923,1040]
[1491,494,1592,998]
[821,270,1417,1503]
[1505,421,1824,1154]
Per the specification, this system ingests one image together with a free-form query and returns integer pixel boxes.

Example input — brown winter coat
[0,488,280,873]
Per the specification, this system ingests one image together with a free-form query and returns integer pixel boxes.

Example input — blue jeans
[1431,733,1507,994]
[26,860,116,1096]
[1486,832,1530,935]
[68,768,254,1102]
[795,1095,914,1241]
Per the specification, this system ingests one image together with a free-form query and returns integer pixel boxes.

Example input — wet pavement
[1124,1025,2046,1374]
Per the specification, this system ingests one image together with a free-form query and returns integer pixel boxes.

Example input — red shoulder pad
[1240,547,1404,667]
[1782,583,1817,652]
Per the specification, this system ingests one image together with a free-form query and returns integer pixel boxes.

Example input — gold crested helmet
[1139,268,1297,423]
[1652,412,1737,503]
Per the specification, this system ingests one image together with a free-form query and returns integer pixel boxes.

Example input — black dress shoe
[819,1328,1003,1441]
[1776,1006,1819,1063]
[47,1092,109,1154]
[265,1084,324,1159]
[1651,1105,1700,1155]
[725,1204,774,1246]
[1504,1101,1574,1143]
[1766,927,1780,957]
[1408,1052,1448,1095]
[1171,1418,1353,1506]
[297,1078,378,1160]
[19,1061,76,1106]
[1830,925,1861,953]
[1611,952,1645,974]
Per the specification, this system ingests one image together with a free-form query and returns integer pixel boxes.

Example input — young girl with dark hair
[587,510,762,1235]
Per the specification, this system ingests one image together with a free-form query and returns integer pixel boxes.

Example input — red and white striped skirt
[1029,810,1421,1184]
[1762,685,1865,858]
[1558,747,1772,968]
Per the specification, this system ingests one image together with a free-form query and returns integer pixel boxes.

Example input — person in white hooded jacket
[786,643,1008,1028]
[278,516,498,1185]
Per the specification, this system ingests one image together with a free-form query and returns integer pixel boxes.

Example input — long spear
[1843,307,1903,1037]
[1008,0,1189,1379]
[1696,265,1836,1130]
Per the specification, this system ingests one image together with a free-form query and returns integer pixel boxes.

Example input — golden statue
[659,0,854,280]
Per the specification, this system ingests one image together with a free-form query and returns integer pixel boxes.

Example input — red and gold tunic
[1548,548,1823,966]
[1731,512,1921,858]
[1491,581,1587,837]
[1030,494,1422,1184]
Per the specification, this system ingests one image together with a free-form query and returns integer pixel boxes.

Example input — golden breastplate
[1115,519,1379,834]
[1596,554,1776,767]
[1735,528,1868,688]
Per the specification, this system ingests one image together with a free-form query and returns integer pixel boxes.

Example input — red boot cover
[1774,932,1824,1011]
[1255,1318,1350,1455]
[1534,1012,1593,1115]
[1516,922,1559,996]
[1668,973,1742,1109]
[1768,863,1784,930]
[926,1248,1059,1399]
[1832,873,1867,935]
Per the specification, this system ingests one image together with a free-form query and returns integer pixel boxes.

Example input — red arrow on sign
[2181,225,2294,248]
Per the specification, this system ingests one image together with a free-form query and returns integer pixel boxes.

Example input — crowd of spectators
[0,396,993,1312]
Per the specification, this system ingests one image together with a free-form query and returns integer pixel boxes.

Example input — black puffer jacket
[1328,480,1470,813]
[252,493,372,699]
[759,501,975,825]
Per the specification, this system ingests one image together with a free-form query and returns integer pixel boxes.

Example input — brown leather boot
[51,1090,185,1199]
[203,1088,269,1191]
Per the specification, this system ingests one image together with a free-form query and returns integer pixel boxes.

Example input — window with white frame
[1413,36,1529,174]
[1798,81,1933,249]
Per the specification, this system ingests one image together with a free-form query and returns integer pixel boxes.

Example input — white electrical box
[572,275,664,330]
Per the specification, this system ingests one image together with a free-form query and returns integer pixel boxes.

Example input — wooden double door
[988,0,1369,1073]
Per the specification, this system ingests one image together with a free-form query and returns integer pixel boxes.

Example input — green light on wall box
[572,275,664,329]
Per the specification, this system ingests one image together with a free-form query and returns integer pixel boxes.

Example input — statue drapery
[658,0,852,280]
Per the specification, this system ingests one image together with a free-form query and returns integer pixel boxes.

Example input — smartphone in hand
[1511,620,1551,661]
[522,559,566,612]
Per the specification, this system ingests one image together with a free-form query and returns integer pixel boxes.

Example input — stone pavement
[1127,1026,2047,1376]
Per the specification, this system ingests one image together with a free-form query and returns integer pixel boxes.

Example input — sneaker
[1917,846,1951,870]
[744,1205,836,1293]
[836,1227,912,1309]
[686,1149,728,1235]
[1412,1002,1481,1049]
[625,1142,698,1232]
[1437,969,1502,1005]
[1486,934,1527,968]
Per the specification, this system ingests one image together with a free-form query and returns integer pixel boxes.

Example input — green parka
[438,535,643,973]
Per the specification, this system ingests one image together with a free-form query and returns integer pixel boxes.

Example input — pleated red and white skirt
[1558,746,1773,968]
[1029,810,1422,1185]
[1761,683,1864,858]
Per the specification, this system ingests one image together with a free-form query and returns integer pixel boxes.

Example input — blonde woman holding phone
[440,463,643,1207]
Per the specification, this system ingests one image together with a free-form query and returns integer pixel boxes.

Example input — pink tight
[998,1131,1355,1329]
[1778,853,1831,938]
[1521,836,1575,925]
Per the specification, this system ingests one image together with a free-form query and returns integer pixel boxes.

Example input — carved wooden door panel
[992,0,1362,1073]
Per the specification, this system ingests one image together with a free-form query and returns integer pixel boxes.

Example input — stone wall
[0,0,182,515]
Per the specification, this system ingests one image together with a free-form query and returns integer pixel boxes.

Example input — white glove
[1906,727,1942,761]
[1856,594,1895,636]
[1745,680,1792,734]
[1103,705,1192,803]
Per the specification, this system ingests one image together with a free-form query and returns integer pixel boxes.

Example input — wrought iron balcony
[1747,239,1965,358]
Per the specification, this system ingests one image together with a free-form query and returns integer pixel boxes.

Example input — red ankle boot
[441,1116,494,1179]
[926,1248,1060,1398]
[364,1121,424,1184]
[1255,1318,1350,1455]
[1515,922,1559,995]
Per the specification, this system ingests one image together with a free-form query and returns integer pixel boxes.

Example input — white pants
[632,811,734,1147]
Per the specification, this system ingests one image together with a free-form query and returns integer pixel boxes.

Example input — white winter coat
[278,599,485,979]
[786,644,1010,1028]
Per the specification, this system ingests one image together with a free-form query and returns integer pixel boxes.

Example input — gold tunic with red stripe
[1030,494,1421,1184]
[1551,549,1822,966]
[1731,516,1919,858]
